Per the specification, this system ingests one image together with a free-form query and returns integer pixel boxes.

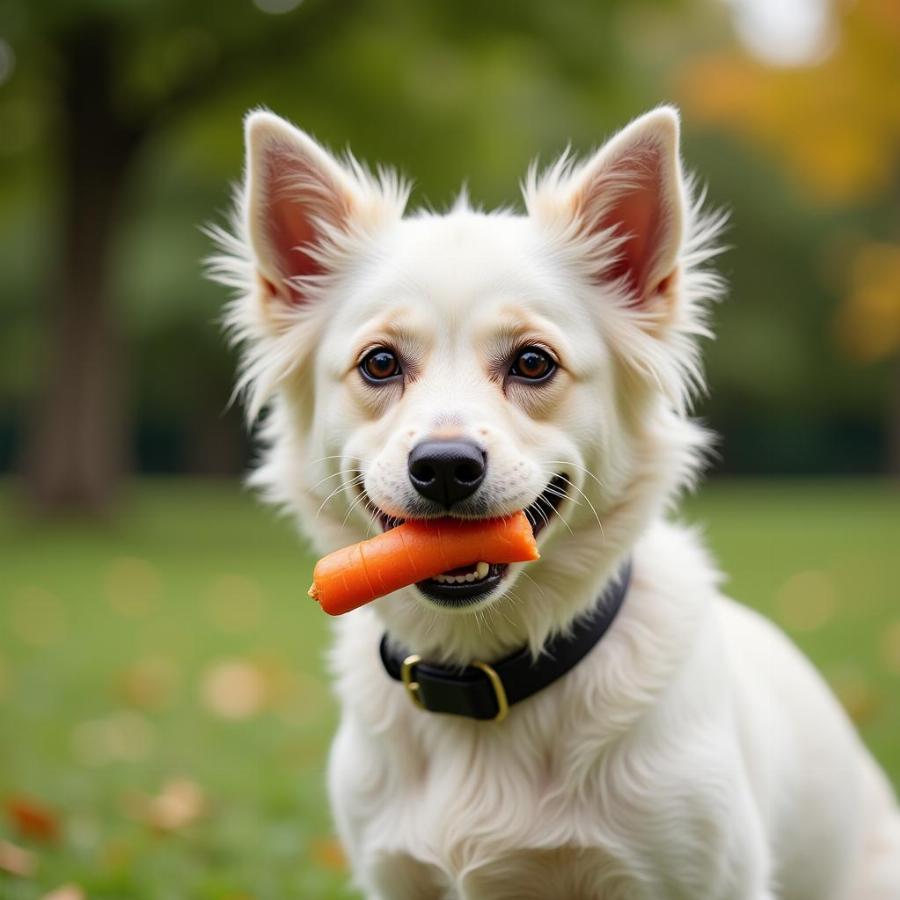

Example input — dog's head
[210,107,723,660]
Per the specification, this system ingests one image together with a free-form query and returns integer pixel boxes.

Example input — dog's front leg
[328,716,453,900]
[327,716,380,894]
[717,787,778,900]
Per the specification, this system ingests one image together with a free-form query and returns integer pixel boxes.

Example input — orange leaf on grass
[0,838,35,876]
[200,659,269,720]
[41,886,85,900]
[117,657,180,710]
[828,666,881,725]
[126,778,207,832]
[310,836,346,872]
[7,795,60,842]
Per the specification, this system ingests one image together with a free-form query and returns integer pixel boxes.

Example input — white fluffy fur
[211,107,900,899]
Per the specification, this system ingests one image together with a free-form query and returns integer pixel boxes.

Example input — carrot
[307,512,539,615]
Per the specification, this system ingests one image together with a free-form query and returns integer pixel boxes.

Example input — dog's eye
[360,348,402,383]
[510,347,555,382]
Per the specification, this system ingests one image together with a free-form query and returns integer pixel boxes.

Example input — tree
[3,0,357,512]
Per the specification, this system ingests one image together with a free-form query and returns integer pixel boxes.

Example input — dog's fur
[211,107,900,899]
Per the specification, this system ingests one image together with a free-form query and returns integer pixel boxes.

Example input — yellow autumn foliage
[679,0,900,360]
[679,0,900,204]
[834,243,900,361]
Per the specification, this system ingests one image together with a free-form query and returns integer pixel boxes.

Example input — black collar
[379,560,632,722]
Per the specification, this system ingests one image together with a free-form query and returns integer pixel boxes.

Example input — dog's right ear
[244,111,395,307]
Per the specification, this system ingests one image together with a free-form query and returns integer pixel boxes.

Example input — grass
[0,478,898,898]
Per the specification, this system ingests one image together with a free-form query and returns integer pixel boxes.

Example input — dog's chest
[338,709,646,899]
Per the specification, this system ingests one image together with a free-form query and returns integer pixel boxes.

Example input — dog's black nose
[408,439,487,509]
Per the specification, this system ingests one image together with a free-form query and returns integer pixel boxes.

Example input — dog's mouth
[375,474,569,607]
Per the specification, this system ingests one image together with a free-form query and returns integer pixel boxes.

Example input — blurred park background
[0,0,898,897]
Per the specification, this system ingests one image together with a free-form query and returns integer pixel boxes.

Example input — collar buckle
[402,655,509,722]
[401,654,425,709]
[471,660,509,722]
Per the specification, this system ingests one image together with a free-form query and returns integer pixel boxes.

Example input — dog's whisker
[534,485,577,536]
[308,454,362,467]
[544,459,607,492]
[529,469,579,537]
[547,499,576,536]
[315,473,366,520]
[341,488,376,529]
[538,469,604,537]
[493,601,519,632]
[543,487,583,511]
[309,468,359,493]
[552,474,604,536]
[546,503,581,533]
[518,569,549,603]
[315,477,365,521]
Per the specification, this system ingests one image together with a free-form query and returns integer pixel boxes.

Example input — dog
[210,106,900,899]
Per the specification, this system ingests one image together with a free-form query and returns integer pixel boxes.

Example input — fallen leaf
[41,886,85,900]
[828,665,880,725]
[200,659,268,720]
[0,838,35,876]
[118,656,180,710]
[310,836,346,872]
[7,795,59,842]
[129,778,207,832]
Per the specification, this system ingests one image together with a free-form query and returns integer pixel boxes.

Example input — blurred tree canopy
[0,0,897,513]
[680,0,900,471]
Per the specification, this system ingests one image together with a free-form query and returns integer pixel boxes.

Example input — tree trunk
[23,23,140,515]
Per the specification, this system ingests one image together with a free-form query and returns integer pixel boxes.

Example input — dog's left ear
[529,106,685,312]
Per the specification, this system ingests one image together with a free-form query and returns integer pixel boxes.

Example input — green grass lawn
[1,479,898,899]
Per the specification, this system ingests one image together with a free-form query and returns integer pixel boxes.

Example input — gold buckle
[401,654,425,709]
[401,654,509,723]
[472,660,509,723]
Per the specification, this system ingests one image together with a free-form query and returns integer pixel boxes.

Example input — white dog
[211,107,900,899]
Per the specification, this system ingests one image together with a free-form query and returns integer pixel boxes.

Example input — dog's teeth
[431,565,491,586]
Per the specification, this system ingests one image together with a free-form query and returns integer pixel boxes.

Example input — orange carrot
[308,512,539,616]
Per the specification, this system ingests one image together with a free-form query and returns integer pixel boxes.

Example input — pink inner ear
[268,193,325,291]
[260,146,339,303]
[581,144,667,304]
